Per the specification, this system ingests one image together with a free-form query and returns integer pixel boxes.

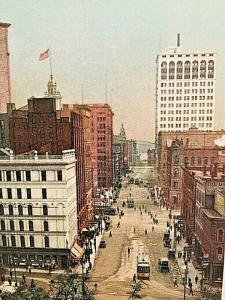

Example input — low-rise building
[0,149,80,269]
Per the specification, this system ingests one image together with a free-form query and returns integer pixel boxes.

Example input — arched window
[192,60,198,79]
[218,229,223,242]
[11,235,16,247]
[176,61,183,79]
[44,221,49,232]
[174,168,179,177]
[191,157,195,165]
[218,247,222,255]
[161,61,167,80]
[18,205,23,216]
[10,220,14,231]
[208,60,214,78]
[43,205,48,216]
[19,220,24,231]
[184,61,191,79]
[29,221,34,231]
[169,61,175,80]
[174,155,179,164]
[0,205,4,215]
[20,236,25,247]
[197,157,201,165]
[0,220,5,231]
[28,205,33,216]
[2,235,7,247]
[30,236,35,248]
[8,205,13,216]
[44,236,49,248]
[200,60,206,79]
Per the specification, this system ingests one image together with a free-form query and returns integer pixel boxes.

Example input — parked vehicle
[129,178,134,184]
[137,255,150,280]
[167,249,176,259]
[163,232,171,248]
[158,257,169,272]
[127,198,134,208]
[135,178,140,185]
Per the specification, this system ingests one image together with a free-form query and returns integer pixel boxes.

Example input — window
[17,189,22,199]
[43,205,48,216]
[2,235,7,247]
[20,236,25,247]
[10,220,15,231]
[28,205,33,216]
[0,188,2,199]
[218,229,223,242]
[44,221,49,231]
[19,220,24,231]
[11,235,16,247]
[6,171,11,181]
[42,189,47,199]
[0,171,2,181]
[30,236,35,248]
[0,220,5,230]
[0,205,4,215]
[26,171,31,181]
[18,205,23,215]
[57,170,62,181]
[44,236,49,248]
[41,171,47,181]
[9,205,13,216]
[7,188,12,199]
[29,221,34,231]
[16,171,21,181]
[27,189,32,199]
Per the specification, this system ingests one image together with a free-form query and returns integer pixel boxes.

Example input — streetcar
[137,254,150,280]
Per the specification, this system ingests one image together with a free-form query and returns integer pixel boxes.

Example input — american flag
[39,49,49,61]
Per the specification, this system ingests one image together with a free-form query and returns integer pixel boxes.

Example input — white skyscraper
[155,35,216,137]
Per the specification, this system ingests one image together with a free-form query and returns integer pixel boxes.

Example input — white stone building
[0,149,79,269]
[155,44,216,136]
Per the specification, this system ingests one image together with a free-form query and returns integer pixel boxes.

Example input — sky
[1,0,225,141]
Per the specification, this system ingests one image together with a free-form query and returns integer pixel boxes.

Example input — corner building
[0,150,78,268]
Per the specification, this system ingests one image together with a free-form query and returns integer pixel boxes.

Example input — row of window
[161,103,213,108]
[161,81,214,87]
[160,96,214,101]
[1,235,49,248]
[0,170,62,182]
[0,188,47,200]
[160,89,214,94]
[160,123,212,129]
[160,109,213,114]
[0,204,48,216]
[0,219,49,232]
[161,116,212,122]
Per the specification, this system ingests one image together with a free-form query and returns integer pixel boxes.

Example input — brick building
[90,104,113,191]
[1,97,92,232]
[147,149,155,167]
[0,22,11,113]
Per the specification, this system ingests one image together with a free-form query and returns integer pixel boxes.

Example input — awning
[71,243,84,259]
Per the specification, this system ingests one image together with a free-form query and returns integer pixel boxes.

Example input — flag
[39,49,49,61]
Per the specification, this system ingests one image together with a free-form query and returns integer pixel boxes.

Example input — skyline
[1,0,225,140]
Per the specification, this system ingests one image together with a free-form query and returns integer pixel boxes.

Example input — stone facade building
[0,149,79,269]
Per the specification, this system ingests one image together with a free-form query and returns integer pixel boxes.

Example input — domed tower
[44,75,62,110]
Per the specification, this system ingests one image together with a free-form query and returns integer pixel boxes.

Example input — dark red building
[90,104,113,191]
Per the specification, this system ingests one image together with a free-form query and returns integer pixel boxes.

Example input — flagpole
[49,48,53,78]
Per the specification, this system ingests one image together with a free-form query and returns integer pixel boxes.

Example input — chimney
[177,33,180,47]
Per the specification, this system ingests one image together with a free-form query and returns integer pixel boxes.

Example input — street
[89,167,194,300]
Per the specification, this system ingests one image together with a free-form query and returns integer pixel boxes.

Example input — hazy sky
[1,0,225,140]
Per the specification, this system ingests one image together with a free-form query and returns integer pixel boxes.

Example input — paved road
[89,167,196,299]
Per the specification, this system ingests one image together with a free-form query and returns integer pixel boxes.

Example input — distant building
[147,149,155,167]
[0,22,11,113]
[90,104,113,190]
[112,143,123,186]
[128,139,138,166]
[0,149,80,268]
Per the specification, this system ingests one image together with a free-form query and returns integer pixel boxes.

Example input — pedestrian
[8,278,12,286]
[31,279,35,288]
[195,275,199,285]
[119,213,121,219]
[173,277,178,288]
[145,229,147,235]
[22,274,26,283]
[94,283,98,291]
[200,278,203,291]
[28,265,31,275]
[109,231,112,237]
[188,277,192,286]
[9,270,13,279]
[89,262,92,270]
[117,206,119,213]
[133,273,136,282]
[189,282,193,295]
[117,221,120,228]
[128,247,131,257]
[134,227,135,233]
[152,226,154,232]
[177,234,180,244]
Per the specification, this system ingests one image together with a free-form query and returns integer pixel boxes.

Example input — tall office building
[0,22,11,113]
[155,35,216,138]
